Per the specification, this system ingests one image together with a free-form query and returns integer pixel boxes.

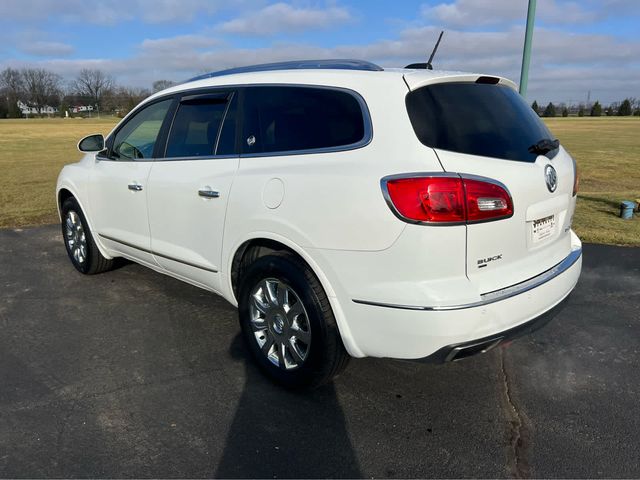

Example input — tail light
[382,174,513,224]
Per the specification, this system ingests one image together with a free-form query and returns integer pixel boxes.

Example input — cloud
[422,0,597,28]
[0,0,236,25]
[217,2,351,36]
[139,35,221,54]
[5,23,638,105]
[18,40,75,57]
[1,2,638,104]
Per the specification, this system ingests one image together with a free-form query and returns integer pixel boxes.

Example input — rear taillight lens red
[385,177,465,222]
[384,175,513,224]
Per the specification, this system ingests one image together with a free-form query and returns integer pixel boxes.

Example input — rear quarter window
[406,82,556,162]
[242,86,367,155]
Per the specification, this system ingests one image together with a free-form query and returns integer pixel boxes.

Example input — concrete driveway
[1,225,639,478]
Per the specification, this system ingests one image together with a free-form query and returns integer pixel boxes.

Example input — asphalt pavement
[0,225,639,478]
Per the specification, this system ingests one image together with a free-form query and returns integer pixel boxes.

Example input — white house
[17,100,58,116]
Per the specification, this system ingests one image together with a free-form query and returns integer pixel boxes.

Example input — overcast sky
[1,0,639,104]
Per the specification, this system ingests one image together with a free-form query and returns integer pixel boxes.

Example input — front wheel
[61,197,114,275]
[238,252,350,388]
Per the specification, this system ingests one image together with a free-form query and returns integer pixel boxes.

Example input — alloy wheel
[249,278,312,370]
[64,210,87,265]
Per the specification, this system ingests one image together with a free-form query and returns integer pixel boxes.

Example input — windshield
[406,82,557,162]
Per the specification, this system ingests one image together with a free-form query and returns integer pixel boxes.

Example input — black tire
[238,251,350,388]
[61,197,114,275]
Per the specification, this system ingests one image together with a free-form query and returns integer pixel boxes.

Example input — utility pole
[519,0,537,97]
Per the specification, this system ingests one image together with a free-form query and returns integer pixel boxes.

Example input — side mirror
[78,134,105,152]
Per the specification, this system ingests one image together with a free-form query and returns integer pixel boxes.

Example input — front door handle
[198,188,220,199]
[128,183,143,191]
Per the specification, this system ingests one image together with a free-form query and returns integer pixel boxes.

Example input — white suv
[57,59,582,387]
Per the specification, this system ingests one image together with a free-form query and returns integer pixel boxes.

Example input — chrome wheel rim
[249,278,311,370]
[64,210,87,265]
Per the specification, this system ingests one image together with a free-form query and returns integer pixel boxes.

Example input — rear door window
[164,92,235,158]
[406,82,556,162]
[241,86,367,155]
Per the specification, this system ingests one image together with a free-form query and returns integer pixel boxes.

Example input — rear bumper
[334,238,582,359]
[416,293,570,363]
[353,246,581,312]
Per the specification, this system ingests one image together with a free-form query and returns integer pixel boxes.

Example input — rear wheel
[61,197,114,275]
[238,251,350,388]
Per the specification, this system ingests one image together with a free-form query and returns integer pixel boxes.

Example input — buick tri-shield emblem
[544,164,558,193]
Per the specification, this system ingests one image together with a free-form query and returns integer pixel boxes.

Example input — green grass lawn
[0,116,638,246]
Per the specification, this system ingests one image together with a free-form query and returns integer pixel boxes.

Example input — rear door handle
[198,188,220,199]
[128,183,143,191]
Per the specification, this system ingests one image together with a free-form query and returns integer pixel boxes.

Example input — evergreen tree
[578,106,585,117]
[590,101,602,117]
[531,100,539,115]
[543,102,556,117]
[618,99,632,116]
[562,107,569,117]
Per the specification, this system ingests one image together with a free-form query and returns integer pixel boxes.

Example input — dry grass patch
[0,117,118,227]
[544,117,639,246]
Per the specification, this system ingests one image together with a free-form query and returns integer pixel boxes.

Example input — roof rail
[186,59,384,82]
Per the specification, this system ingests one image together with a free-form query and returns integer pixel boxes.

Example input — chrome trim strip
[98,234,219,273]
[110,84,373,161]
[352,247,582,311]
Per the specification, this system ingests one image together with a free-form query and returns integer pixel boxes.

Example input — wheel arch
[57,188,74,217]
[56,184,113,261]
[227,234,363,357]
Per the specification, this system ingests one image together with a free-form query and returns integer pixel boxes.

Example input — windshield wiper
[528,138,560,155]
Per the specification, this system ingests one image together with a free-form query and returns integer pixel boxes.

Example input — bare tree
[104,86,150,117]
[72,69,114,111]
[152,80,176,93]
[0,68,25,117]
[21,68,62,115]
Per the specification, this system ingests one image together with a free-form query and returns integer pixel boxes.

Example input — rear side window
[406,83,556,162]
[242,86,366,155]
[165,93,233,158]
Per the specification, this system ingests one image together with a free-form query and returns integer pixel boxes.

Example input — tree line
[2,66,639,120]
[0,67,175,118]
[531,99,640,118]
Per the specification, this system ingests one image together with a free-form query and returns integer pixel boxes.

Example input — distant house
[17,100,58,116]
[71,105,94,113]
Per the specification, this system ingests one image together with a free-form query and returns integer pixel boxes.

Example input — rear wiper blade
[528,138,560,155]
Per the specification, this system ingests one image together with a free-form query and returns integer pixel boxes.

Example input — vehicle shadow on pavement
[214,335,362,478]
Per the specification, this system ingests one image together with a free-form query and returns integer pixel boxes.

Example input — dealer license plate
[532,214,556,243]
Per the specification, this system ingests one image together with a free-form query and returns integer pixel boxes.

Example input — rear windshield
[406,82,556,162]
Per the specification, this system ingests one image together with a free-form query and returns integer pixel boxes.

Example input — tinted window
[112,99,172,160]
[406,83,556,162]
[165,95,230,158]
[216,93,238,156]
[242,86,366,154]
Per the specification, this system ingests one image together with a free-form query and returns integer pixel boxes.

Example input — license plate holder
[531,214,556,243]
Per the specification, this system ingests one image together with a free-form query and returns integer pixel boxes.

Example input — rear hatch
[404,75,578,294]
